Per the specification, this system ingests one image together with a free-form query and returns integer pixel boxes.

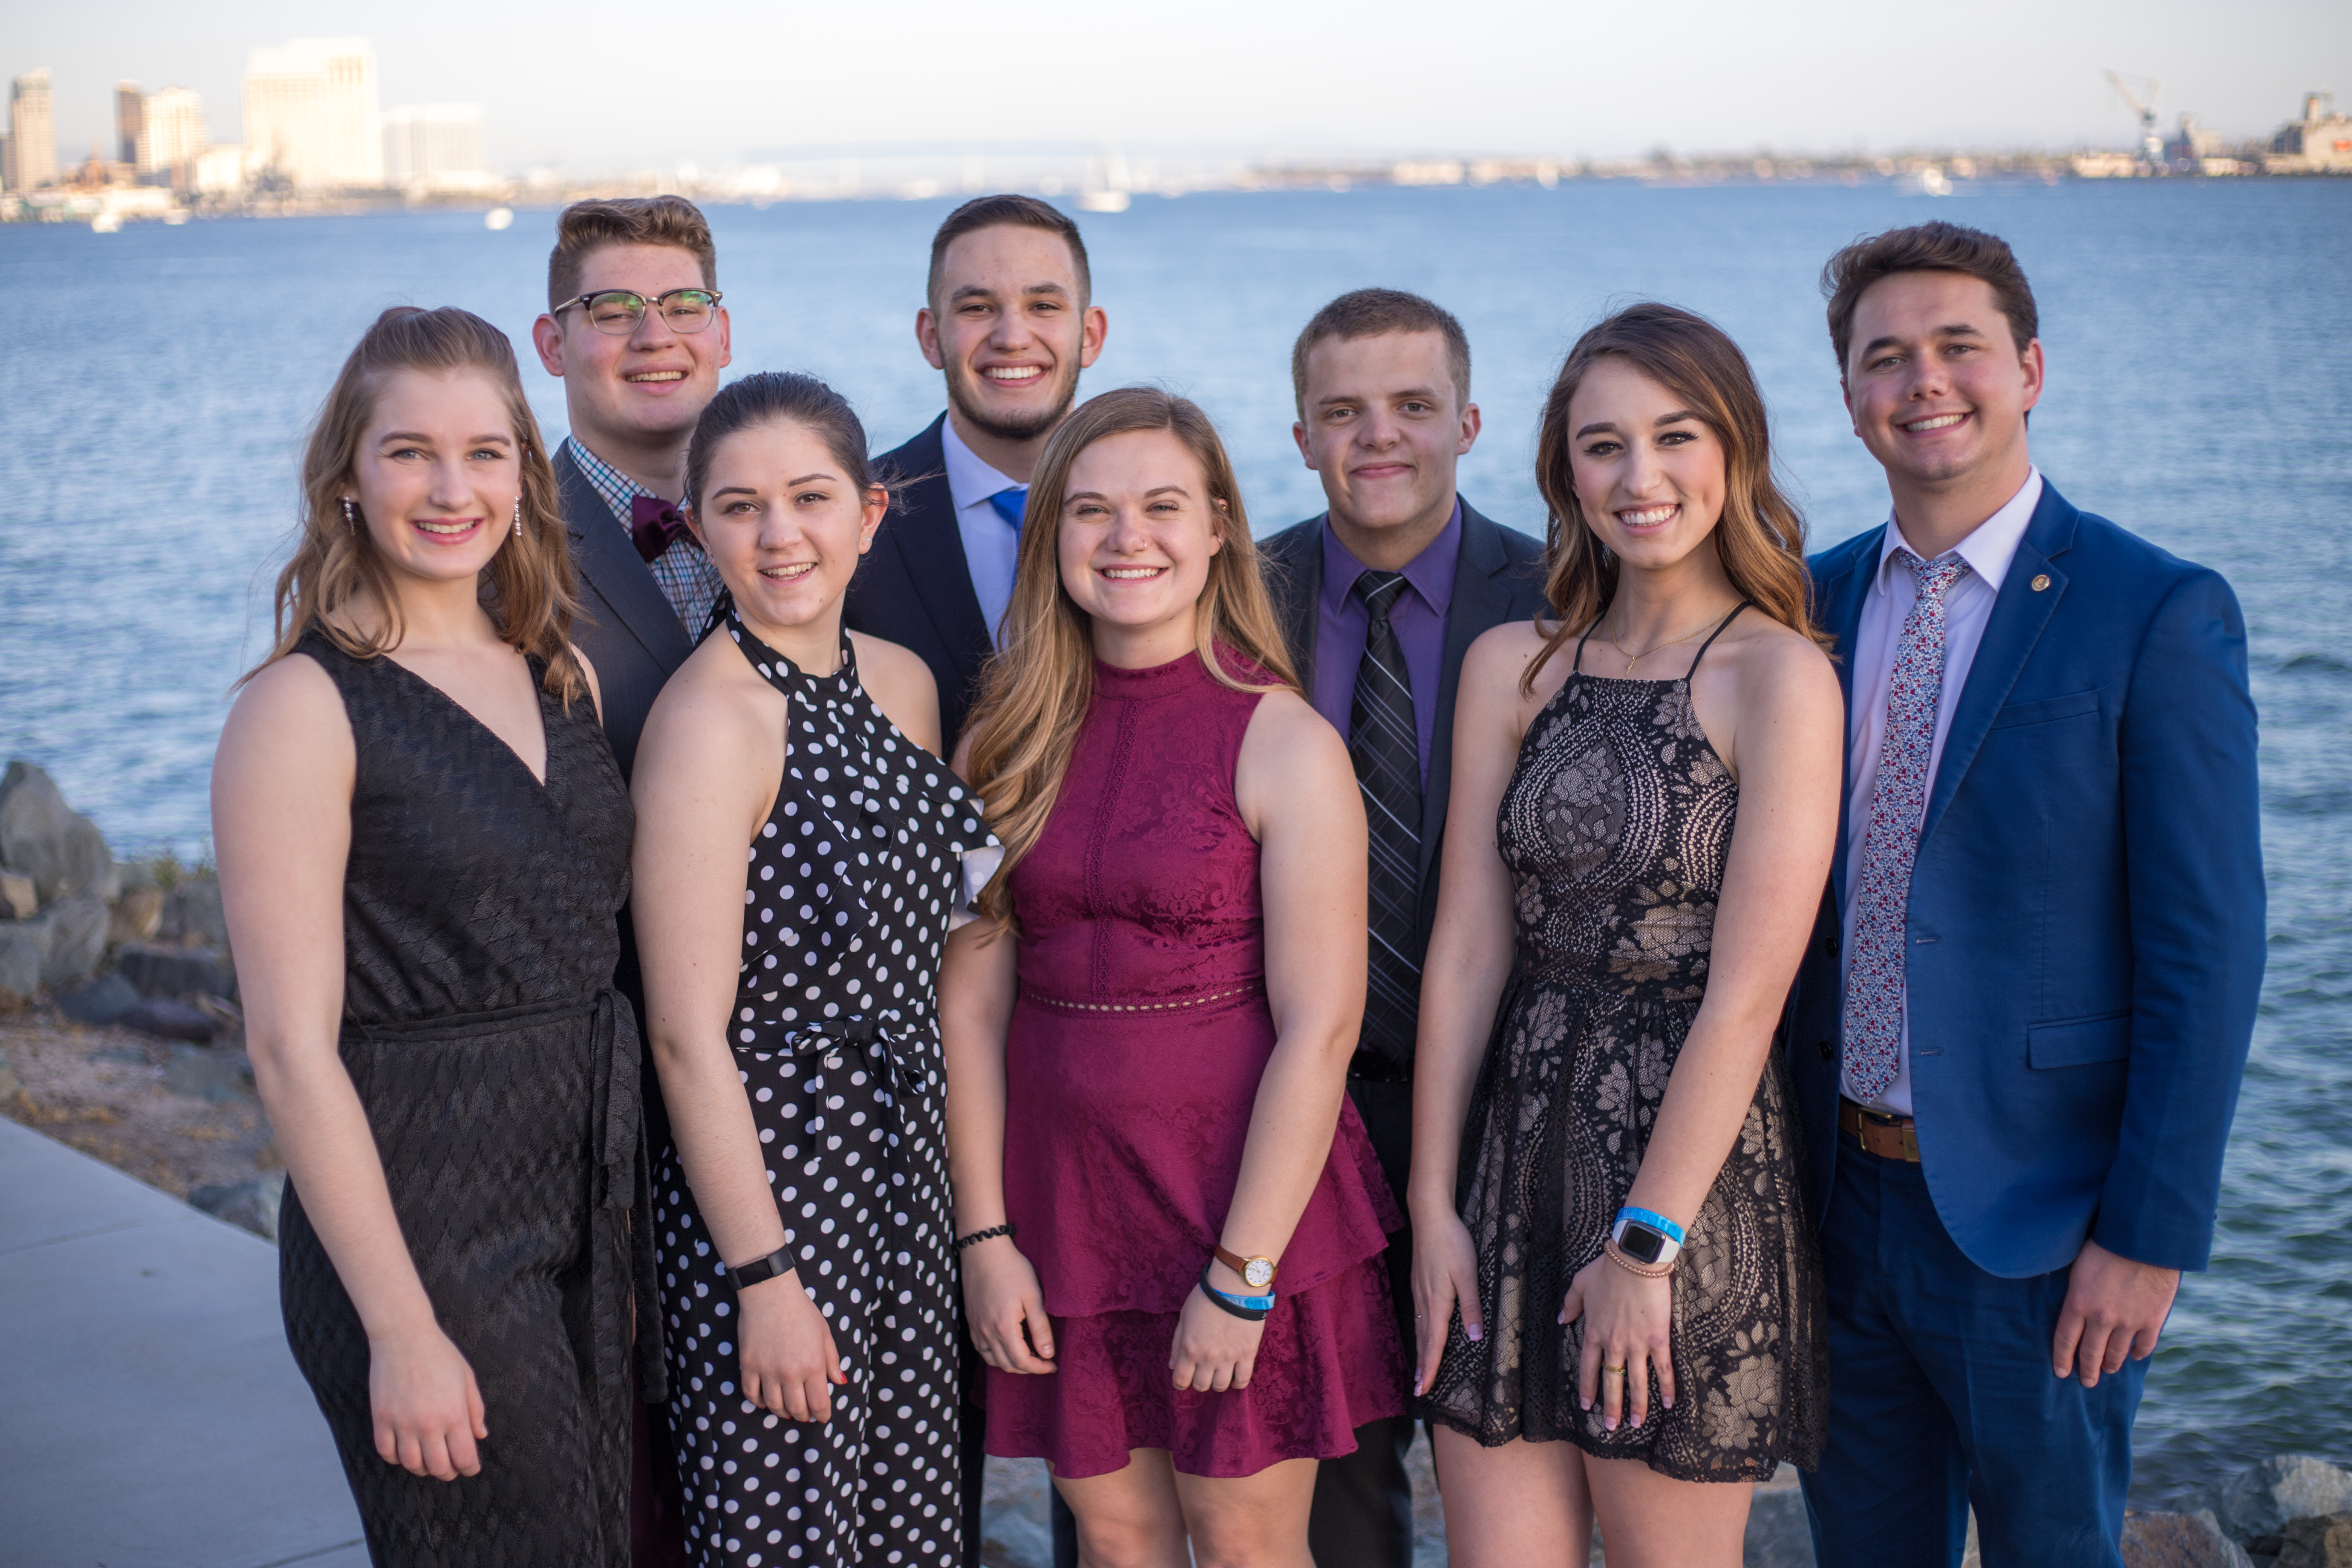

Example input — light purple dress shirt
[1309,502,1462,790]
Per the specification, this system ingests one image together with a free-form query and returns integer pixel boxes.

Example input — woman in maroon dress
[941,387,1403,1563]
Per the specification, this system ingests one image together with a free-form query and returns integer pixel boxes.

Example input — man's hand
[2052,1237,2179,1388]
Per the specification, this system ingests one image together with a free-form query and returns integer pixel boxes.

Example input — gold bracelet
[1603,1237,1675,1280]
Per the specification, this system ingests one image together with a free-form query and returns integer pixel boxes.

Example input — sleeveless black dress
[1419,605,1828,1482]
[653,612,993,1568]
[280,629,651,1566]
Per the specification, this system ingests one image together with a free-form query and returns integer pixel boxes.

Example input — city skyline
[5,0,2346,178]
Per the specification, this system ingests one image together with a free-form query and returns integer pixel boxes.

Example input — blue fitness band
[1612,1206,1685,1269]
[1616,1206,1686,1245]
[1196,1262,1274,1319]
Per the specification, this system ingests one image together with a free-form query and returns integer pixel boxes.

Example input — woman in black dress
[215,306,646,1566]
[630,373,992,1568]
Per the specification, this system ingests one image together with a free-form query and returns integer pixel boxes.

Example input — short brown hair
[547,195,717,311]
[1822,221,2038,375]
[1291,288,1471,415]
[926,194,1091,309]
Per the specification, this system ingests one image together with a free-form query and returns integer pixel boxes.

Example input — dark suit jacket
[1782,479,2264,1278]
[1259,500,1548,974]
[844,414,992,749]
[556,443,697,782]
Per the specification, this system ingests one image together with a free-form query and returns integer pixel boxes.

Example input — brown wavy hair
[1525,302,1827,695]
[250,306,581,702]
[963,387,1297,928]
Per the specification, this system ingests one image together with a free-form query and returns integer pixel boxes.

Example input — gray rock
[32,895,110,989]
[0,761,118,905]
[162,1044,252,1102]
[0,923,44,1009]
[122,997,220,1043]
[2126,1509,2257,1568]
[0,867,35,920]
[1745,1479,1816,1566]
[57,972,141,1025]
[2277,1513,2352,1568]
[2221,1459,2352,1545]
[156,879,230,954]
[187,1171,284,1242]
[0,1045,20,1102]
[115,943,234,1002]
[109,886,163,945]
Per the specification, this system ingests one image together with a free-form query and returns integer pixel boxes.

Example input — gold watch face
[1243,1257,1275,1290]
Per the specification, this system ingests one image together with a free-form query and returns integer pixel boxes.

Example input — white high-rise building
[384,104,489,191]
[6,68,57,192]
[242,38,382,189]
[139,87,208,178]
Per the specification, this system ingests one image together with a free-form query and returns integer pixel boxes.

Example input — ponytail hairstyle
[252,306,581,702]
[1525,302,1828,695]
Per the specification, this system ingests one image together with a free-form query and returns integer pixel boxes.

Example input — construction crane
[2106,71,2165,169]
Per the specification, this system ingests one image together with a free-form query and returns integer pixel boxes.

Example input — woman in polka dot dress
[632,373,996,1568]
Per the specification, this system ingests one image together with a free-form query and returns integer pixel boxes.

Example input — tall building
[383,104,488,190]
[138,87,207,178]
[115,82,144,166]
[6,68,57,192]
[242,38,382,189]
[2271,91,2352,174]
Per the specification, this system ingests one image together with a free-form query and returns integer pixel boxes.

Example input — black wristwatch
[726,1245,796,1288]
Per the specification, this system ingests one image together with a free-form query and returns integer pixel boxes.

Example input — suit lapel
[886,417,992,688]
[1425,504,1512,888]
[1818,530,1880,910]
[557,447,694,666]
[1271,516,1325,693]
[1917,486,2078,848]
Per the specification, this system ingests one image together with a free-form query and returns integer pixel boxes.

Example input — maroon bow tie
[631,495,695,563]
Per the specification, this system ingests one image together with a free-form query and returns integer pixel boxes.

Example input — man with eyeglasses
[531,194,732,782]
[529,193,731,1568]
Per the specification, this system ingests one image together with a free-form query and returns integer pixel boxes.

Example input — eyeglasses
[556,288,724,336]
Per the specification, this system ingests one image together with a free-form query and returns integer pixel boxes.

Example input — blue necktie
[987,486,1027,537]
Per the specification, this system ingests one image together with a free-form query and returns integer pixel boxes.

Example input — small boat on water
[90,212,122,234]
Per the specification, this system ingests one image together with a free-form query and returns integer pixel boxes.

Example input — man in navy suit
[1785,222,2264,1567]
[845,194,1106,749]
[1259,289,1546,1568]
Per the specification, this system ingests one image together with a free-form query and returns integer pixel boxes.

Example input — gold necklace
[1604,608,1729,676]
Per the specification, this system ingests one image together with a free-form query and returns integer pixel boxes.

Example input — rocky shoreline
[2,753,2344,1567]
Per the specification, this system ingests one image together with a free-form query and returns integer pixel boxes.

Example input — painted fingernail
[1579,1396,1591,1410]
[1604,1417,1618,1432]
[1467,1325,1482,1341]
[1663,1396,1674,1409]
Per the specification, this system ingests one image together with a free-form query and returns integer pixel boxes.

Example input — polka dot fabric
[657,613,994,1568]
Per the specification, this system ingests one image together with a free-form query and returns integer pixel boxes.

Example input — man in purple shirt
[1259,288,1548,1568]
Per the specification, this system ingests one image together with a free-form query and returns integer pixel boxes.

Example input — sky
[8,0,2348,175]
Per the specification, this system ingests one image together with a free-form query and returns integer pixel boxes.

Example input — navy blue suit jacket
[844,414,991,749]
[1783,479,2263,1278]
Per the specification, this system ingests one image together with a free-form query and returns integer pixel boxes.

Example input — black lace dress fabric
[279,629,646,1566]
[1418,614,1827,1481]
[652,613,994,1568]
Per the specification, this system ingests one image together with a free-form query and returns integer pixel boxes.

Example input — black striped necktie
[1349,570,1423,1079]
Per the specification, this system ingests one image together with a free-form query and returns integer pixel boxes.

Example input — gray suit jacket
[1258,499,1548,967]
[556,444,697,782]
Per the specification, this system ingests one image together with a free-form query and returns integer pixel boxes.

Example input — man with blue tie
[1786,222,2265,1568]
[845,194,1106,749]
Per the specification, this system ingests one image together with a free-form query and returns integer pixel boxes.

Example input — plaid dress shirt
[563,435,726,639]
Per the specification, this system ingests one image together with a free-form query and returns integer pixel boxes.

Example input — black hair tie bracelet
[1197,1261,1272,1322]
[954,1223,1015,1252]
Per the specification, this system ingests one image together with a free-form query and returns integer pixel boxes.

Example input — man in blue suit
[1786,222,2263,1567]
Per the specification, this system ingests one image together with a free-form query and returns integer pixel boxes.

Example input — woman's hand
[1411,1210,1484,1395]
[1562,1253,1675,1432]
[736,1270,845,1423]
[963,1237,1057,1375]
[368,1322,488,1480]
[1170,1279,1269,1393]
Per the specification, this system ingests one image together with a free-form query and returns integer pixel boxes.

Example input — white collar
[1876,468,2043,594]
[939,413,1022,514]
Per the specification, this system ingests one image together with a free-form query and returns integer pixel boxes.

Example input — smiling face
[1294,328,1479,552]
[1843,270,2042,493]
[534,241,731,461]
[346,368,523,585]
[1564,356,1729,574]
[919,224,1106,446]
[1056,428,1225,667]
[691,417,884,652]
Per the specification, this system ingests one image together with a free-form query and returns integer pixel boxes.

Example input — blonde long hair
[964,387,1297,926]
[248,306,582,703]
[1525,302,1828,695]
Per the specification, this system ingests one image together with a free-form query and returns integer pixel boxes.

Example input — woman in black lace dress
[630,374,993,1567]
[1409,305,1842,1565]
[216,307,647,1566]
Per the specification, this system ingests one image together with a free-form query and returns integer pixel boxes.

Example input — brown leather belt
[1839,1098,1921,1162]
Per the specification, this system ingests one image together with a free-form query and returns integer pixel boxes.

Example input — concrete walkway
[0,1116,366,1568]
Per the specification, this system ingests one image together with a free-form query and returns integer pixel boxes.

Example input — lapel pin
[2030,574,2052,593]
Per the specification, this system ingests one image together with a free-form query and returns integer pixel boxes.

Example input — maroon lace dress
[983,648,1404,1480]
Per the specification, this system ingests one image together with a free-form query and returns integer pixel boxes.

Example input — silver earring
[341,497,357,531]
[512,497,522,538]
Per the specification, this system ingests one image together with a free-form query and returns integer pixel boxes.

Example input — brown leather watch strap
[1213,1245,1277,1288]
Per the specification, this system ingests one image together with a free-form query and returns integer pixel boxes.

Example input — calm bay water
[2,181,2346,1507]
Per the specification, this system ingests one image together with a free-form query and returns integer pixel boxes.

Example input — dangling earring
[512,496,522,538]
[341,497,357,531]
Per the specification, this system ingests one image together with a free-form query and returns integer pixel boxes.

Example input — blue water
[2,181,2346,1507]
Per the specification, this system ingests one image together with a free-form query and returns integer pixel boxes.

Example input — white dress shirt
[1840,469,2043,1115]
[939,416,1024,645]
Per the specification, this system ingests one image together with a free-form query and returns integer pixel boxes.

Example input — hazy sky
[11,0,2347,174]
